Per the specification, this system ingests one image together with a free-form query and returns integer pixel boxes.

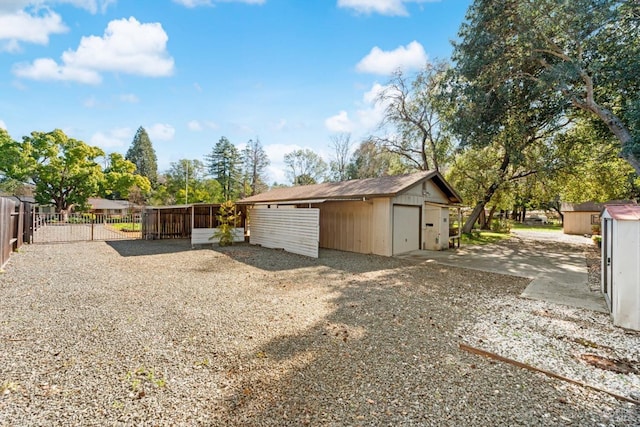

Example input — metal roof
[604,204,640,221]
[237,171,462,205]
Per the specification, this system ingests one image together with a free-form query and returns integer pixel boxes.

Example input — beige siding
[397,181,449,204]
[249,208,320,258]
[564,211,598,235]
[372,198,393,256]
[319,201,373,254]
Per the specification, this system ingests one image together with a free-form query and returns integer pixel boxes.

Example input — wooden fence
[142,204,246,240]
[0,197,34,269]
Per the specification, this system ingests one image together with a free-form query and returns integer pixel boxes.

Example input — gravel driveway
[0,240,638,426]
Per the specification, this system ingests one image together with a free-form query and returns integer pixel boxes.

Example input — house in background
[238,171,463,258]
[86,198,138,216]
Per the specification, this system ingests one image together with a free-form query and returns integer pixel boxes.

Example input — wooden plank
[0,198,16,268]
[250,208,319,258]
[459,343,640,406]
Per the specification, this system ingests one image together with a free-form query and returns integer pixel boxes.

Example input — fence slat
[0,198,17,268]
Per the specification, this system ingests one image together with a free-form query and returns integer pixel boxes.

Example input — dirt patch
[580,354,640,375]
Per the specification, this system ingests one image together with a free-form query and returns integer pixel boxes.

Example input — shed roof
[604,204,640,221]
[238,170,462,205]
[561,200,634,212]
[88,198,132,210]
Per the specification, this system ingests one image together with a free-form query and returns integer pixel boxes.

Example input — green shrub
[211,201,240,246]
[490,218,512,233]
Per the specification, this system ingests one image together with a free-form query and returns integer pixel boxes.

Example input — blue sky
[0,0,471,184]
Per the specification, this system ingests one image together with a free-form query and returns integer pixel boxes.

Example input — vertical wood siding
[250,208,320,258]
[319,201,372,254]
[563,212,598,235]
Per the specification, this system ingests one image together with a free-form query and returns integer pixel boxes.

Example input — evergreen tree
[242,138,270,196]
[206,136,242,200]
[126,126,158,187]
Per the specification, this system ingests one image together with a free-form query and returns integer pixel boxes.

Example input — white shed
[601,204,640,331]
[238,171,463,258]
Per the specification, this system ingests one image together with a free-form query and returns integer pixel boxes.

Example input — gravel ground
[0,239,638,426]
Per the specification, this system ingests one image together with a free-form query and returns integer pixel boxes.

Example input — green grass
[460,231,511,245]
[511,222,562,232]
[109,222,141,232]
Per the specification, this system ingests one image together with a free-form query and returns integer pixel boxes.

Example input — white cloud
[187,119,218,131]
[0,10,67,51]
[187,120,203,131]
[173,0,211,7]
[362,82,386,104]
[0,1,116,14]
[13,17,174,84]
[324,82,390,136]
[14,57,101,83]
[337,0,434,16]
[0,120,6,130]
[264,143,302,184]
[147,123,175,141]
[356,40,427,75]
[90,127,132,148]
[357,82,389,129]
[172,0,265,7]
[119,93,139,103]
[272,119,287,131]
[325,110,353,133]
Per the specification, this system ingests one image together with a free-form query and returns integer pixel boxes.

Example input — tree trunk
[462,151,511,234]
[478,208,487,229]
[462,182,501,233]
[486,205,498,229]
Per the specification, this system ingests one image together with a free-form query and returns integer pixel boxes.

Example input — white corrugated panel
[250,208,320,258]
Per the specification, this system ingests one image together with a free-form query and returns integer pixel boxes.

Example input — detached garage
[238,171,462,258]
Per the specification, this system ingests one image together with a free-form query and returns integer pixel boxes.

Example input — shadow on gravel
[212,260,635,426]
[209,244,405,274]
[107,239,196,257]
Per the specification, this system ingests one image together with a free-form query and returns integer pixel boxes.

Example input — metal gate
[32,212,142,243]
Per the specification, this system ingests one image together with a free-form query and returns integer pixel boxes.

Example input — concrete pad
[398,235,608,313]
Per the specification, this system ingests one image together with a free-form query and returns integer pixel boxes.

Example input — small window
[590,214,600,225]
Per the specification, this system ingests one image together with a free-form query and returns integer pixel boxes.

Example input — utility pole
[185,161,189,204]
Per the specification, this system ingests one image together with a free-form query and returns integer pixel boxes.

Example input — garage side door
[250,208,320,258]
[393,205,420,255]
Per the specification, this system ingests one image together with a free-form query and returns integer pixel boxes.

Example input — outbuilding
[601,204,640,331]
[561,201,603,235]
[238,171,462,258]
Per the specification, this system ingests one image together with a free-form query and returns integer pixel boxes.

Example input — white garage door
[249,208,320,258]
[393,205,420,255]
